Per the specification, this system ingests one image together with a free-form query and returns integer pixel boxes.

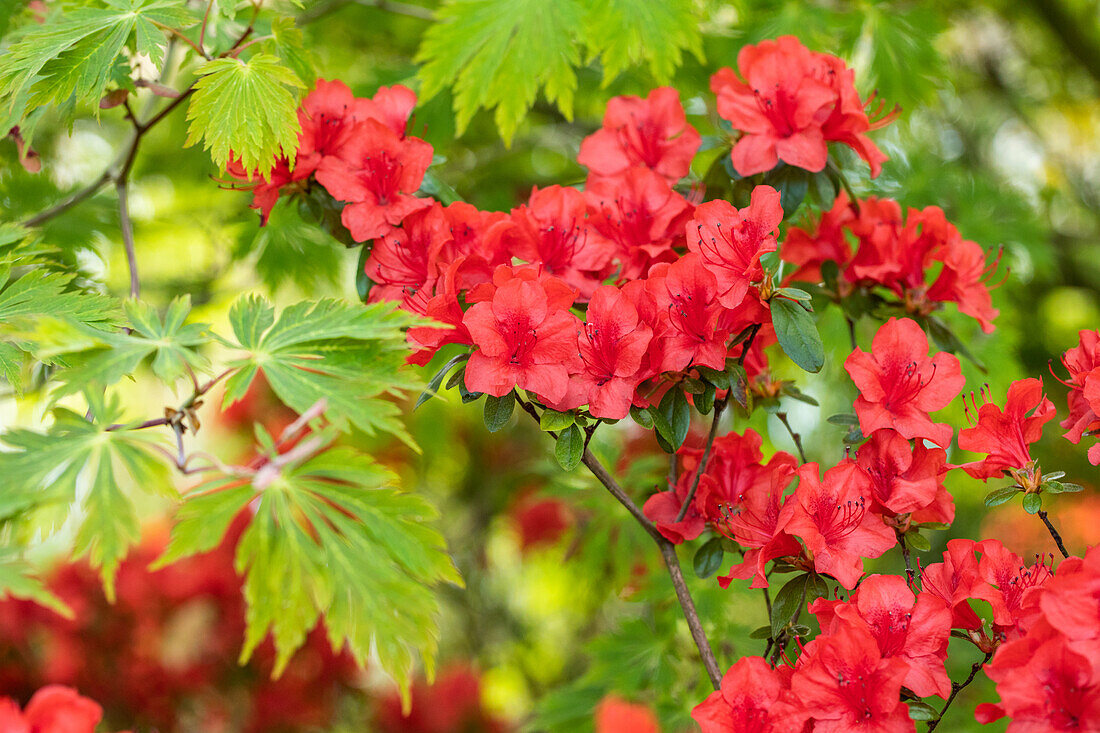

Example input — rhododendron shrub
[3,4,1099,731]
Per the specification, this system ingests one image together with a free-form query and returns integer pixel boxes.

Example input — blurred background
[2,0,1099,730]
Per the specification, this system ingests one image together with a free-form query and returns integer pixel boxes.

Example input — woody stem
[515,395,722,690]
[927,652,993,731]
[776,411,806,464]
[675,400,725,522]
[897,529,915,587]
[1037,509,1070,558]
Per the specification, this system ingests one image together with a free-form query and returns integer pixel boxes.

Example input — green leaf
[157,439,460,699]
[0,264,118,392]
[692,537,724,579]
[783,384,818,406]
[224,295,419,446]
[763,164,811,217]
[0,549,71,618]
[266,16,316,86]
[906,531,931,552]
[771,298,825,373]
[695,381,716,415]
[185,54,303,179]
[1059,482,1085,494]
[50,296,210,397]
[415,352,469,410]
[540,409,575,432]
[629,404,654,430]
[582,0,703,83]
[770,573,808,638]
[0,392,171,598]
[1042,471,1066,482]
[0,0,196,130]
[776,287,813,302]
[416,0,584,144]
[1022,492,1042,514]
[555,424,584,470]
[657,387,690,451]
[419,170,465,205]
[726,361,750,410]
[926,315,987,373]
[907,701,938,721]
[983,486,1019,507]
[748,625,771,639]
[483,392,515,432]
[827,413,861,426]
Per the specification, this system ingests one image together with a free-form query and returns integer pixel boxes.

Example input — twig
[1037,509,1070,558]
[658,539,723,689]
[21,171,112,227]
[775,412,807,464]
[149,19,209,60]
[581,449,660,540]
[198,0,215,52]
[898,530,915,588]
[116,180,140,299]
[927,652,993,731]
[845,316,858,351]
[675,401,725,522]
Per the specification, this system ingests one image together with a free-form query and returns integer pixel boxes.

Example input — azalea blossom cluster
[226,33,1100,733]
[692,534,1066,733]
[231,36,991,423]
[783,192,1001,333]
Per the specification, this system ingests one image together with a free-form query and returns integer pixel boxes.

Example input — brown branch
[898,529,915,588]
[1037,509,1070,558]
[675,400,725,522]
[927,652,993,731]
[776,411,806,464]
[658,539,723,689]
[116,180,140,299]
[198,0,215,51]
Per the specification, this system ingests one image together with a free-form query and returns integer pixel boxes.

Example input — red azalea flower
[812,574,952,699]
[692,656,792,733]
[585,167,692,281]
[645,253,731,373]
[358,84,418,137]
[365,202,451,308]
[643,477,707,545]
[578,87,701,182]
[788,623,912,733]
[711,36,893,178]
[958,378,1056,480]
[780,191,858,284]
[781,461,895,589]
[570,284,654,419]
[856,429,951,520]
[844,317,964,448]
[595,695,660,733]
[1059,330,1100,466]
[686,185,783,309]
[919,539,987,630]
[691,430,799,589]
[314,118,433,241]
[1039,546,1100,645]
[509,491,572,553]
[500,185,611,299]
[440,201,513,282]
[975,538,1053,633]
[1,686,103,733]
[462,272,582,402]
[405,257,476,366]
[295,79,376,177]
[976,628,1100,733]
[226,155,299,225]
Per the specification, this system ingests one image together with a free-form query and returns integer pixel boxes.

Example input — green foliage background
[3,0,1100,730]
